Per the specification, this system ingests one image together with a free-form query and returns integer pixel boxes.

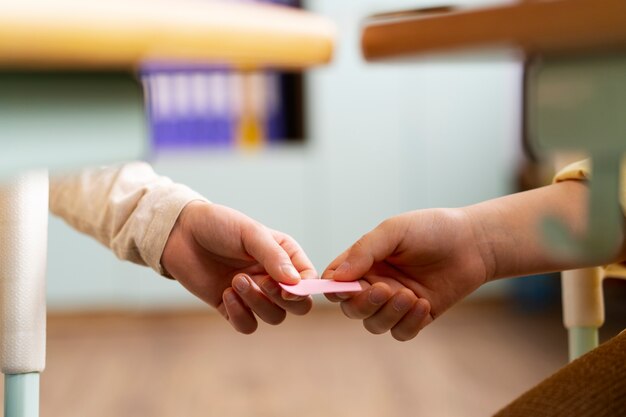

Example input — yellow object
[238,115,264,149]
[237,72,265,149]
[553,159,592,184]
[0,0,335,70]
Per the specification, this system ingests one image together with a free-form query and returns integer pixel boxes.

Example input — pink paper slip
[279,279,363,296]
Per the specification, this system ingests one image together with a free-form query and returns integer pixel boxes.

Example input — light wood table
[0,1,334,416]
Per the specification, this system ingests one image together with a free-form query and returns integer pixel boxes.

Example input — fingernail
[281,264,301,282]
[414,299,429,317]
[282,290,302,301]
[336,262,350,275]
[335,292,351,300]
[261,278,279,295]
[368,286,388,305]
[393,293,412,312]
[233,275,250,293]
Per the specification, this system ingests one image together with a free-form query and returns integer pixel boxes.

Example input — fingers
[222,288,258,334]
[243,225,301,284]
[228,273,312,334]
[325,290,357,303]
[280,264,317,301]
[390,299,432,341]
[256,276,313,316]
[274,231,318,281]
[362,289,417,334]
[243,226,320,286]
[339,282,393,319]
[226,272,433,340]
[334,279,434,341]
[232,274,287,325]
[323,262,358,303]
[323,220,400,282]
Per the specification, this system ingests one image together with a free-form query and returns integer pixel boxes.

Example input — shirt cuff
[139,183,208,277]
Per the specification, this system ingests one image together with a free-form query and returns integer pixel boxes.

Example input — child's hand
[161,202,315,334]
[322,181,603,341]
[322,208,490,341]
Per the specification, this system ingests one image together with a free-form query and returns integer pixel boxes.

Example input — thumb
[243,225,301,284]
[330,221,399,282]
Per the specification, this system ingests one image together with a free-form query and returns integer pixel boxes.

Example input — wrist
[160,200,207,278]
[459,205,498,282]
[461,181,596,281]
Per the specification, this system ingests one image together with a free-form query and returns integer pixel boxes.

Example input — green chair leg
[4,373,39,417]
[568,326,599,362]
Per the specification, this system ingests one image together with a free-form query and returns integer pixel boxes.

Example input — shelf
[361,0,626,61]
[0,0,335,70]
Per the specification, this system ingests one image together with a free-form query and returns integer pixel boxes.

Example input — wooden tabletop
[0,0,335,70]
[361,0,626,61]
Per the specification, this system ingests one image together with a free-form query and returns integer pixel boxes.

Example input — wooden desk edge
[361,0,626,60]
[0,0,335,70]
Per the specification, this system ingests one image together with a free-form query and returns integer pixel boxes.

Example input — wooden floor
[2,300,624,417]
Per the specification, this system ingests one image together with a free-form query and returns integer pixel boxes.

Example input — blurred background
[22,0,625,416]
[48,0,524,311]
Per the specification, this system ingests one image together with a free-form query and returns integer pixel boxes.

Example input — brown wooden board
[362,0,626,61]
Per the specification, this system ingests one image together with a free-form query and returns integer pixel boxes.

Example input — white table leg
[0,171,48,417]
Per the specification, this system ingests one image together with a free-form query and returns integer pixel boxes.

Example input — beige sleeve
[553,158,626,278]
[49,161,208,276]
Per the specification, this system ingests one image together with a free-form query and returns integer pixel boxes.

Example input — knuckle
[243,221,270,244]
[276,232,298,253]
[280,232,295,244]
[353,235,368,251]
[241,219,259,236]
[378,218,393,231]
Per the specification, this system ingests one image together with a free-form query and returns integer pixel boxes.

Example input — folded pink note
[279,279,362,296]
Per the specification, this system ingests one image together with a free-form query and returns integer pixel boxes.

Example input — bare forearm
[463,180,626,281]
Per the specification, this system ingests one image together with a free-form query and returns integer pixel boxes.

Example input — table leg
[0,171,49,417]
[561,267,604,361]
[567,326,599,362]
[4,373,40,417]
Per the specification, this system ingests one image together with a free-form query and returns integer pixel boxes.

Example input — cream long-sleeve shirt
[49,162,206,276]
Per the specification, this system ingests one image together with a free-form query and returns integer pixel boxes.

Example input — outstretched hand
[323,208,490,341]
[161,202,316,334]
